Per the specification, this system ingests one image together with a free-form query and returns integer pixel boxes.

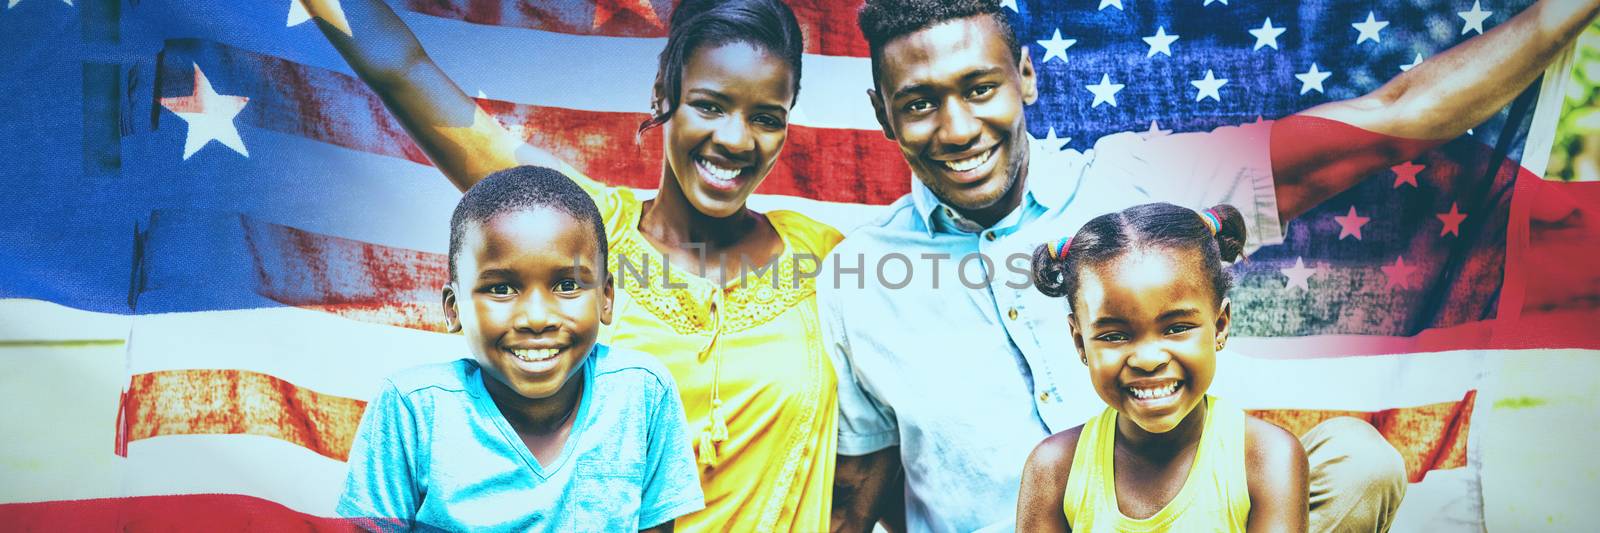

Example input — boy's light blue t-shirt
[337,344,704,531]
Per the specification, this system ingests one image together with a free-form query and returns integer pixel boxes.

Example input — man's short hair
[447,166,607,284]
[857,0,1023,86]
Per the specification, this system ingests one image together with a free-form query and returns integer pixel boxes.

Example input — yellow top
[564,166,841,532]
[1063,396,1250,533]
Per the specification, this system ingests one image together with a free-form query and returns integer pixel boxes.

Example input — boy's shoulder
[383,358,477,396]
[589,344,674,395]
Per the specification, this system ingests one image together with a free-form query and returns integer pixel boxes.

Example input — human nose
[512,291,559,333]
[1125,341,1171,373]
[711,115,755,156]
[934,99,981,149]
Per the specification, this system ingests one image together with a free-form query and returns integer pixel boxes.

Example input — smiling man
[821,0,1600,532]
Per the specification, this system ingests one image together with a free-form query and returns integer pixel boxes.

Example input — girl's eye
[485,284,516,296]
[1094,332,1129,343]
[554,279,582,293]
[1165,324,1196,335]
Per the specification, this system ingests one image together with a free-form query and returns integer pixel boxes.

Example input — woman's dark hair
[1032,203,1248,308]
[637,0,805,138]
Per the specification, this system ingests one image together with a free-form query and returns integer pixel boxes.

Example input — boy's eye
[484,284,516,296]
[554,279,582,293]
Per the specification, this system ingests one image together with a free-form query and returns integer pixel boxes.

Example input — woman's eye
[693,102,722,115]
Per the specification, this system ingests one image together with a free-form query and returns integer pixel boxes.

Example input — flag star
[1191,69,1228,102]
[286,0,350,36]
[1143,26,1180,58]
[1392,161,1425,188]
[1032,127,1071,151]
[1037,29,1077,64]
[1352,12,1389,44]
[999,0,1017,11]
[1333,206,1370,240]
[1143,120,1172,139]
[593,0,661,30]
[1099,0,1123,10]
[1458,0,1493,35]
[159,64,251,160]
[1204,0,1229,5]
[1381,256,1419,289]
[1295,63,1332,95]
[1085,74,1125,108]
[1281,257,1317,291]
[1437,203,1468,236]
[1249,18,1287,51]
[1400,53,1424,72]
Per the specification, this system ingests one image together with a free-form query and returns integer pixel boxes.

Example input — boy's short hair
[447,166,608,284]
[857,0,1023,84]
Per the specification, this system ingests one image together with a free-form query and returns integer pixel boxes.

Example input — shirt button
[984,232,996,241]
[1039,391,1052,403]
[1007,307,1019,321]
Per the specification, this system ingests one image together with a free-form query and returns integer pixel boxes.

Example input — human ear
[868,88,897,141]
[1214,297,1232,351]
[1069,313,1087,365]
[1017,47,1039,106]
[599,274,615,326]
[442,285,463,334]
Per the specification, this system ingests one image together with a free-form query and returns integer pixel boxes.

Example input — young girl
[303,0,839,530]
[1016,202,1308,532]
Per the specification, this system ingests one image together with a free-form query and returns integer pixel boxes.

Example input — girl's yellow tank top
[1062,396,1250,533]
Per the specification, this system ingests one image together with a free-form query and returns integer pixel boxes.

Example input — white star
[1204,0,1228,5]
[1143,26,1179,58]
[159,64,251,160]
[1085,74,1125,108]
[1400,53,1424,72]
[1037,29,1077,64]
[1032,127,1071,151]
[6,0,72,6]
[1353,12,1389,44]
[1281,257,1317,291]
[1099,0,1122,10]
[999,0,1017,11]
[1191,69,1228,102]
[1295,63,1332,95]
[1249,18,1287,51]
[1143,120,1172,139]
[1459,1,1493,35]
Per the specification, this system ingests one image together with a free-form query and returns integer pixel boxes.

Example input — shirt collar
[908,143,1080,237]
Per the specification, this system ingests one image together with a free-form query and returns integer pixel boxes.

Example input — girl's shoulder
[1025,425,1087,481]
[766,210,844,257]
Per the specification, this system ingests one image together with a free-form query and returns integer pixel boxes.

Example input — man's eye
[904,100,934,113]
[971,84,996,98]
[754,114,785,129]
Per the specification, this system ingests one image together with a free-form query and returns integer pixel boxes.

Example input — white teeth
[511,348,560,363]
[941,148,993,172]
[696,158,742,183]
[1128,381,1180,400]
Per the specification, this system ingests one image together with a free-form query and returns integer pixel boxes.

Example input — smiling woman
[301,0,843,530]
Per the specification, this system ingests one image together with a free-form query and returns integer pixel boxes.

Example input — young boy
[337,165,704,531]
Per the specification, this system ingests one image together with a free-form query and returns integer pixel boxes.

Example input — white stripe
[0,298,132,342]
[1208,349,1484,410]
[402,12,882,131]
[1391,468,1481,532]
[123,435,345,516]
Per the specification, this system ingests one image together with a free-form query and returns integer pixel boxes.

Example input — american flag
[0,0,1596,529]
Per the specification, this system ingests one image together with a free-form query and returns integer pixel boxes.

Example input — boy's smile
[1070,250,1229,435]
[444,207,613,402]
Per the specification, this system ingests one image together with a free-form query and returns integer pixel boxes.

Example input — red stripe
[1249,390,1476,484]
[0,494,356,532]
[157,40,909,205]
[401,0,871,57]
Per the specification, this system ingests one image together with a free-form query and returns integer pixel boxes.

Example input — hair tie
[1198,208,1221,236]
[1048,236,1072,260]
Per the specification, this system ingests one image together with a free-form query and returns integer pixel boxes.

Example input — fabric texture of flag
[1,0,1598,530]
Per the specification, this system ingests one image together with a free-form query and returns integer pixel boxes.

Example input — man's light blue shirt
[337,344,704,531]
[819,123,1283,533]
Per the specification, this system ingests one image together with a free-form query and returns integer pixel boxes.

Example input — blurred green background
[1548,19,1600,181]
